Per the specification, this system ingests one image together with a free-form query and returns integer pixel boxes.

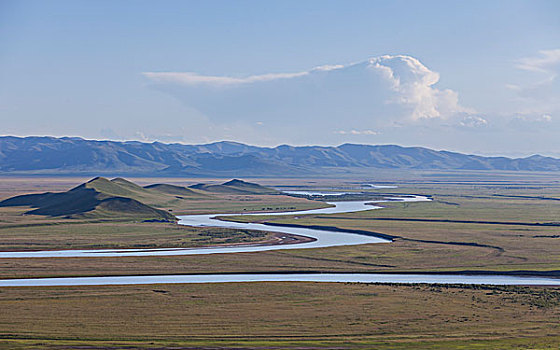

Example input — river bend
[0,195,430,258]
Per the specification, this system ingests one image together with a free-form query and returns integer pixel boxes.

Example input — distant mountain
[1,136,559,176]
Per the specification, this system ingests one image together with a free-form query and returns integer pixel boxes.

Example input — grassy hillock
[190,179,279,195]
[144,183,204,198]
[0,177,176,221]
[0,178,284,221]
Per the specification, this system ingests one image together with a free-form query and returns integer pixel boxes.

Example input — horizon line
[0,134,555,160]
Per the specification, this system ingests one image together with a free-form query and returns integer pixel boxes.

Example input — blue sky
[1,0,559,156]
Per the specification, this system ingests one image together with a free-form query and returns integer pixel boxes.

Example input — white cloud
[142,64,348,87]
[516,49,560,74]
[335,129,379,135]
[313,64,345,71]
[459,115,488,128]
[143,55,471,125]
[508,49,560,120]
[513,114,553,123]
[142,71,309,87]
[365,55,472,120]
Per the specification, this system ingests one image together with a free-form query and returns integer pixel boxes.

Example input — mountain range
[1,136,559,176]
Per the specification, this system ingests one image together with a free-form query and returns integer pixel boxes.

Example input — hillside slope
[189,179,279,195]
[0,177,176,221]
[144,184,204,198]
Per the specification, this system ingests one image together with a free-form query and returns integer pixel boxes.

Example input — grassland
[0,282,559,349]
[1,173,560,348]
[221,179,560,274]
[1,175,560,278]
[0,177,327,252]
[0,221,286,251]
[4,175,558,279]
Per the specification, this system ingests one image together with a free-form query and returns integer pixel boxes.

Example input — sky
[1,0,559,157]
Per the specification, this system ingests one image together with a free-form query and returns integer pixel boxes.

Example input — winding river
[0,195,429,259]
[1,192,559,286]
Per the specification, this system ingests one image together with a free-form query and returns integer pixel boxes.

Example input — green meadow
[0,172,559,348]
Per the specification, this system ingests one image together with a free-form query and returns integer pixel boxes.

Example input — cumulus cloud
[366,55,472,120]
[143,55,471,130]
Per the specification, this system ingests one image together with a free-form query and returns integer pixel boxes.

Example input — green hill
[0,178,279,220]
[144,183,205,198]
[189,179,279,195]
[0,177,176,221]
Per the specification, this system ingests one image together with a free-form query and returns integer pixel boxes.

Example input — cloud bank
[139,52,558,155]
[143,55,472,134]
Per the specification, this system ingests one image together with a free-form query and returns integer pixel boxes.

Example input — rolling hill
[143,183,203,198]
[189,179,279,195]
[0,177,280,219]
[0,177,177,220]
[1,136,560,176]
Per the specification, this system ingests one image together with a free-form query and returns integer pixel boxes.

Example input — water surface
[1,273,558,287]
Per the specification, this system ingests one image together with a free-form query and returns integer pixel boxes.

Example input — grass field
[1,173,560,348]
[0,177,328,251]
[222,179,560,274]
[3,175,559,278]
[1,282,559,349]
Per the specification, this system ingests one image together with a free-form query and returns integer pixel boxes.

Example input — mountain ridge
[1,136,559,176]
